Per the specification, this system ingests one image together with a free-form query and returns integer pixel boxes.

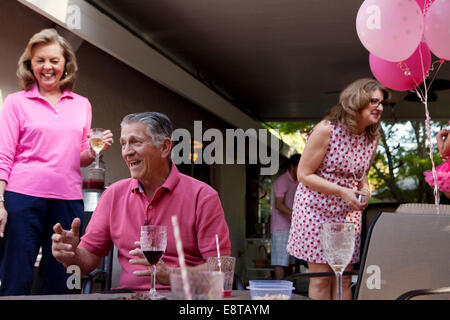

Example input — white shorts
[271,230,295,267]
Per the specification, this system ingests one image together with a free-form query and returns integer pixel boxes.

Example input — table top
[0,290,308,300]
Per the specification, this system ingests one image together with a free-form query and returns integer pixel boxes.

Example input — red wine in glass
[143,250,164,265]
[140,225,167,300]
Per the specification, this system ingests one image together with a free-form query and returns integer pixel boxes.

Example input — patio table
[0,290,309,300]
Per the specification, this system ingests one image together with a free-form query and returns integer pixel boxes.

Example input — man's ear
[160,137,173,159]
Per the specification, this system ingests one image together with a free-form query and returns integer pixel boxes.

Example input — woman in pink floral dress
[424,122,450,200]
[286,78,390,300]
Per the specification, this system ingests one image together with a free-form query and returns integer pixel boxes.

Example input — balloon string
[418,44,428,93]
[417,87,440,215]
[427,60,445,90]
[429,59,444,73]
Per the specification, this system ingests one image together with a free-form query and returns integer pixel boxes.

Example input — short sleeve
[195,190,231,259]
[273,175,288,199]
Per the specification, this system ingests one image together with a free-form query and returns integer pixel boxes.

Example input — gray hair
[120,112,173,146]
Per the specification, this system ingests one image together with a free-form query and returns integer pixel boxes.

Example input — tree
[263,120,447,203]
[371,120,445,203]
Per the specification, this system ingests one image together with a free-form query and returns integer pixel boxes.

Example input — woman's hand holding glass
[356,188,370,208]
[88,128,114,167]
[340,187,366,211]
[437,129,449,161]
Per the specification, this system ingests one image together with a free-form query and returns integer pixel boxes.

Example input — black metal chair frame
[81,247,114,293]
[396,286,450,300]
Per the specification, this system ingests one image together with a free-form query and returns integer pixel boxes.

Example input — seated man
[52,112,231,292]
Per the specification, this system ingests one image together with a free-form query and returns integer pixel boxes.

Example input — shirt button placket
[148,204,153,223]
[144,204,153,225]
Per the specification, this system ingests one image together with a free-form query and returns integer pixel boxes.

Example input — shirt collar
[131,161,181,194]
[24,82,74,100]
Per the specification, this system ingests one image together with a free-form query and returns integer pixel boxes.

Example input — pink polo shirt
[0,84,91,199]
[79,162,231,291]
[271,171,299,232]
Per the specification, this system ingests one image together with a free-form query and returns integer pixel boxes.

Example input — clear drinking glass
[207,256,236,297]
[170,270,224,300]
[140,225,167,300]
[320,222,355,300]
[89,128,105,168]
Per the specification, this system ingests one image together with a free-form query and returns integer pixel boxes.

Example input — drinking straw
[171,216,192,300]
[215,234,222,272]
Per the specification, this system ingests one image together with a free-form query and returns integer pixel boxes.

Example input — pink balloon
[369,42,431,91]
[424,0,450,60]
[356,0,424,62]
[416,0,435,12]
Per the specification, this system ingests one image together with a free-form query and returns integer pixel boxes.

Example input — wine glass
[140,225,167,300]
[320,222,355,300]
[89,128,105,168]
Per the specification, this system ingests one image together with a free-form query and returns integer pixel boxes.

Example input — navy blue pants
[0,191,83,296]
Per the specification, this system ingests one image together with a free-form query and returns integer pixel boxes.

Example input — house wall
[0,0,249,283]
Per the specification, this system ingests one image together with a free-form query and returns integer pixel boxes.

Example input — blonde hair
[325,78,391,141]
[16,28,78,91]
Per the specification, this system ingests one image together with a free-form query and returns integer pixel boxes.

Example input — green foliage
[371,120,447,203]
[263,121,315,154]
[263,119,448,203]
[263,121,316,135]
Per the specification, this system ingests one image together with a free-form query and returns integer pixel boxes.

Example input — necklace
[350,134,370,182]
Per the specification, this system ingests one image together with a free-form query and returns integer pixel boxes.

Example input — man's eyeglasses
[369,98,384,107]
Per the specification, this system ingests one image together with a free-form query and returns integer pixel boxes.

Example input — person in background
[287,78,390,300]
[270,153,301,280]
[0,28,113,296]
[424,122,450,202]
[51,112,231,292]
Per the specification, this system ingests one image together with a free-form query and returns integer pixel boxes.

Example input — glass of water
[320,222,355,300]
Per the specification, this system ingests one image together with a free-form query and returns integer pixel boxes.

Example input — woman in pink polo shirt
[0,28,113,296]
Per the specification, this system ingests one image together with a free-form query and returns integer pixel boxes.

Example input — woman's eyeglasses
[369,98,384,107]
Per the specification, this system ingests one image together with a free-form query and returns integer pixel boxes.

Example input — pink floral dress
[286,121,378,264]
[424,161,450,192]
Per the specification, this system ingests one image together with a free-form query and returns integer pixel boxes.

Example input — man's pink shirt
[0,84,91,199]
[79,163,231,291]
[271,171,299,232]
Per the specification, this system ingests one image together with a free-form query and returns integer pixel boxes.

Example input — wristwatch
[0,195,4,202]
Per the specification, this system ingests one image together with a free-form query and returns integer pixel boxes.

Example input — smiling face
[30,41,65,94]
[120,122,171,184]
[358,89,385,131]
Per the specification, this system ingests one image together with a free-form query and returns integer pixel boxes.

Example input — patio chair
[283,202,400,294]
[354,210,450,300]
[396,286,450,300]
[285,208,450,299]
[395,203,450,214]
[81,245,121,293]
